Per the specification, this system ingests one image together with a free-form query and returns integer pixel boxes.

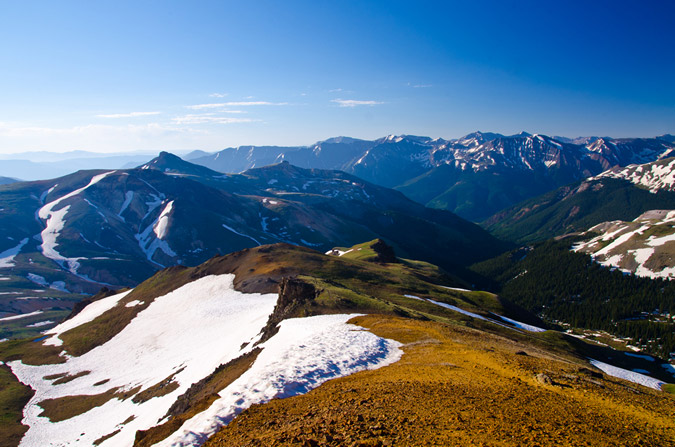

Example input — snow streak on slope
[589,359,665,390]
[0,310,43,322]
[10,275,278,447]
[43,290,133,347]
[157,314,403,446]
[154,200,174,239]
[37,171,116,274]
[0,237,28,268]
[424,298,545,332]
[573,210,675,279]
[117,191,134,221]
[136,199,177,266]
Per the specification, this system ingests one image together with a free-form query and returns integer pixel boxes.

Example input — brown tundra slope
[207,315,675,447]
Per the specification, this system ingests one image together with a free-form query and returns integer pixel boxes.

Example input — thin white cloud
[329,88,344,93]
[96,111,161,118]
[0,122,188,138]
[412,84,433,88]
[172,114,258,125]
[331,99,384,108]
[209,93,229,98]
[186,101,288,110]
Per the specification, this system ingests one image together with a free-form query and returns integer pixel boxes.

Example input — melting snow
[11,275,278,447]
[222,223,261,245]
[0,237,28,268]
[157,314,403,446]
[0,310,43,322]
[589,359,665,390]
[25,320,54,328]
[154,200,174,239]
[496,315,546,333]
[437,285,471,292]
[136,199,177,266]
[125,299,142,308]
[423,298,544,332]
[427,299,488,321]
[27,273,48,287]
[662,363,675,379]
[624,352,655,362]
[37,171,116,274]
[117,191,134,221]
[43,290,132,347]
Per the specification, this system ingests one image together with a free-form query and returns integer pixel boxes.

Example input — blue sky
[0,0,673,153]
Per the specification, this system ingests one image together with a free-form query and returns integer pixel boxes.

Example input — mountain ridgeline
[187,132,675,221]
[485,156,675,244]
[0,152,508,322]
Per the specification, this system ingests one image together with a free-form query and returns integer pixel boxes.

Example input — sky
[0,0,673,154]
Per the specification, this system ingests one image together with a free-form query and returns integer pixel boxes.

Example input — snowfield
[11,275,278,447]
[10,275,403,447]
[157,314,403,446]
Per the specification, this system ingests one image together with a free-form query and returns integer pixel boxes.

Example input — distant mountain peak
[138,151,222,177]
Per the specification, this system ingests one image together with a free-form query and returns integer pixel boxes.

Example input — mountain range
[1,133,675,446]
[187,132,675,221]
[0,152,507,329]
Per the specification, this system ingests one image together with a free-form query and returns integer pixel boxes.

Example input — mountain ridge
[0,155,508,334]
[188,132,675,221]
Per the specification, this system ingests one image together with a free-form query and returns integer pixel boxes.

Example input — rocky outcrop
[258,277,319,343]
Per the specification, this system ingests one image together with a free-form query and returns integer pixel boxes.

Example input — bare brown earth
[206,316,675,447]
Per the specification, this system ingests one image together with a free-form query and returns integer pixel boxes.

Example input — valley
[1,137,675,447]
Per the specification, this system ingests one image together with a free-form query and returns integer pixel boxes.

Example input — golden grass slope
[206,316,675,447]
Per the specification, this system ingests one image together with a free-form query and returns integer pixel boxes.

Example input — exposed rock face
[369,239,397,264]
[259,278,319,342]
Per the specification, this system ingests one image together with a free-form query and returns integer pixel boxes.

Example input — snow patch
[157,314,403,446]
[27,273,48,287]
[117,191,134,220]
[427,299,488,321]
[496,315,546,333]
[624,352,655,362]
[437,285,471,292]
[37,171,116,275]
[43,290,132,347]
[0,238,28,268]
[589,358,665,390]
[0,310,43,322]
[154,200,174,239]
[11,275,278,447]
[26,320,54,328]
[662,363,675,379]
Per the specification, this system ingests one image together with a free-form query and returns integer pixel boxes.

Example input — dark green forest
[472,238,675,359]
